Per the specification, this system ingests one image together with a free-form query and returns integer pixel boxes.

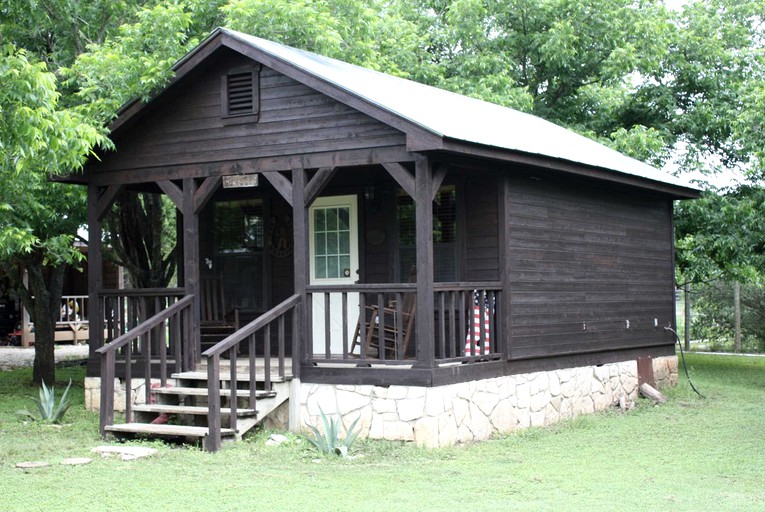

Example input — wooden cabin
[71,28,699,450]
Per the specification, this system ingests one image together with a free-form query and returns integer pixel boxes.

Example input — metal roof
[219,28,696,192]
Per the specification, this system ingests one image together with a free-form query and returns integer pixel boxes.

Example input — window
[215,200,264,253]
[221,65,260,121]
[396,185,458,282]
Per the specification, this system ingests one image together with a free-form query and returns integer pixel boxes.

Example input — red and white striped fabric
[465,304,490,355]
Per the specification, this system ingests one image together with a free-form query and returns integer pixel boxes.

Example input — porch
[92,280,505,449]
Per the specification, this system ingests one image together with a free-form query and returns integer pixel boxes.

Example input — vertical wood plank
[376,293,385,360]
[99,350,115,436]
[279,314,286,378]
[438,292,446,359]
[229,347,238,432]
[324,293,331,359]
[359,293,367,359]
[206,354,221,452]
[264,324,272,390]
[341,293,348,359]
[291,304,300,379]
[395,292,403,359]
[414,156,436,368]
[249,334,257,410]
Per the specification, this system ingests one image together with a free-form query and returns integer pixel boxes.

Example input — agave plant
[305,406,361,458]
[17,379,73,424]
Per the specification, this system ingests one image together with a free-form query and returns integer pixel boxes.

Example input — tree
[0,44,104,385]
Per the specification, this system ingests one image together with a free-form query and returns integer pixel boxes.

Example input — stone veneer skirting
[299,356,678,448]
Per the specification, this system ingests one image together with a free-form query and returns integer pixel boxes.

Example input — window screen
[396,186,458,282]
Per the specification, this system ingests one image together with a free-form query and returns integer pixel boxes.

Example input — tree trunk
[734,281,741,353]
[684,283,691,351]
[24,260,66,386]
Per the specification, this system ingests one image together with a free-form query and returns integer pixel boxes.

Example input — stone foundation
[652,355,678,388]
[299,356,678,448]
[84,377,176,411]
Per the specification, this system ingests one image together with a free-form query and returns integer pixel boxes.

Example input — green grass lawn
[1,354,763,512]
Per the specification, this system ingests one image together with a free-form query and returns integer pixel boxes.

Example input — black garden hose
[664,326,705,399]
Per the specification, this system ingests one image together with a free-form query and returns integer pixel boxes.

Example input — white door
[309,195,359,356]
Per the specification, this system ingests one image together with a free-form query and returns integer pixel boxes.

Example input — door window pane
[313,206,352,280]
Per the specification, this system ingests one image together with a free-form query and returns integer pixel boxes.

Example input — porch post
[499,175,513,357]
[291,168,309,375]
[87,185,104,359]
[182,178,201,370]
[414,156,436,368]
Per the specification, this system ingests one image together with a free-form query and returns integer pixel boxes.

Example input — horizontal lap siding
[92,53,406,174]
[507,178,674,359]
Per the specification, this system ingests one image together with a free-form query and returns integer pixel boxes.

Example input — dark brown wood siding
[506,177,675,359]
[90,50,406,175]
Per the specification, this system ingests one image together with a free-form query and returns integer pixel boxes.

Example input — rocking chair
[351,267,416,359]
[200,275,240,348]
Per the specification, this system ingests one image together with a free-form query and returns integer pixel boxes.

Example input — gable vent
[227,71,254,115]
[221,66,260,122]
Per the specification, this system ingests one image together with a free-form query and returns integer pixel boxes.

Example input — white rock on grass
[61,457,92,466]
[92,445,157,460]
[16,461,50,469]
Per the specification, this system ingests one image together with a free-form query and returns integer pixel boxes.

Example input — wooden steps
[104,367,292,448]
[105,423,236,446]
[151,386,277,399]
[132,404,257,417]
[172,371,286,383]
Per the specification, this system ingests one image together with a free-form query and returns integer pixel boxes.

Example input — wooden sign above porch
[222,174,259,188]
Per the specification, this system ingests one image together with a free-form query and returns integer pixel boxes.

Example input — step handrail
[97,294,194,437]
[203,294,301,452]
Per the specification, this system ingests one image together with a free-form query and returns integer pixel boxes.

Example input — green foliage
[304,407,361,457]
[17,379,74,423]
[675,185,765,283]
[689,282,765,353]
[222,0,434,78]
[64,1,208,124]
[0,44,105,175]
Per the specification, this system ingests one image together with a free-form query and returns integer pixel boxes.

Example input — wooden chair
[351,268,416,359]
[200,275,240,346]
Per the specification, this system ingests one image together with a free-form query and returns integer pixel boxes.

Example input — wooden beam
[304,166,337,206]
[413,156,436,368]
[262,171,293,206]
[87,146,412,187]
[157,180,184,211]
[193,176,222,214]
[87,185,104,362]
[292,168,309,377]
[498,175,512,358]
[182,178,201,370]
[382,162,415,199]
[431,163,449,200]
[95,184,124,221]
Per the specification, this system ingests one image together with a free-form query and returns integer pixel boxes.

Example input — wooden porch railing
[100,288,186,343]
[202,294,301,452]
[305,282,502,365]
[95,294,194,437]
